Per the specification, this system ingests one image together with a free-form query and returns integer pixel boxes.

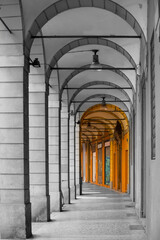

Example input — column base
[31,195,50,222]
[68,187,71,204]
[62,187,69,204]
[80,180,82,195]
[76,184,81,196]
[70,185,76,200]
[0,202,32,239]
[50,192,61,212]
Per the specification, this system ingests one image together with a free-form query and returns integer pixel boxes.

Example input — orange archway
[80,104,129,193]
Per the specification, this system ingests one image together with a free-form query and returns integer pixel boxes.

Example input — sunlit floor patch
[83,191,102,194]
[80,196,109,199]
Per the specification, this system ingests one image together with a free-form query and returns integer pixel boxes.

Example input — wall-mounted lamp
[29,58,41,68]
[70,110,74,116]
[136,63,141,76]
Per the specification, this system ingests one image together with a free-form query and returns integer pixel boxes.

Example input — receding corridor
[31,183,147,240]
[1,1,160,239]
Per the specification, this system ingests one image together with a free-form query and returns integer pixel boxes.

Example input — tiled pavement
[31,183,147,240]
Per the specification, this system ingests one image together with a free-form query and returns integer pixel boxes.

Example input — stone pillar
[69,110,75,200]
[0,64,32,238]
[75,122,80,195]
[48,80,61,211]
[61,92,70,204]
[0,1,32,236]
[29,79,50,221]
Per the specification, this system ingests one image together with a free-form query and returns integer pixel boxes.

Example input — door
[105,143,110,185]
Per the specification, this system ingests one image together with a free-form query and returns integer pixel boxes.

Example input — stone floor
[31,183,147,240]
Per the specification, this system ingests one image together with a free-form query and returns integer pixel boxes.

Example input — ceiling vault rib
[83,118,125,120]
[81,131,111,132]
[78,110,129,113]
[82,123,116,125]
[82,128,114,130]
[51,67,135,70]
[73,100,130,103]
[64,87,132,90]
[60,64,135,97]
[31,35,141,39]
[82,136,105,137]
[0,17,12,34]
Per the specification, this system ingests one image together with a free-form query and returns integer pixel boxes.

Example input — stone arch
[47,38,137,80]
[60,63,135,99]
[25,0,146,53]
[80,103,129,130]
[69,81,132,108]
[75,94,130,115]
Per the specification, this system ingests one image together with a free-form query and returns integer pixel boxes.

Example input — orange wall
[110,132,129,193]
[81,132,129,193]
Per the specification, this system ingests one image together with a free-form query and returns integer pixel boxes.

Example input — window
[150,31,156,159]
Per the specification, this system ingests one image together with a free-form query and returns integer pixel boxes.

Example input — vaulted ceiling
[21,0,147,142]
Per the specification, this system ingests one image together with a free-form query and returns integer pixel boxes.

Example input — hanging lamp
[90,50,102,71]
[102,97,106,107]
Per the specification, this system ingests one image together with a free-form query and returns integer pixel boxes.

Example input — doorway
[98,143,102,184]
[105,141,110,185]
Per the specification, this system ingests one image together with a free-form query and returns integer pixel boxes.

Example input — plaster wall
[134,79,142,216]
[146,1,160,239]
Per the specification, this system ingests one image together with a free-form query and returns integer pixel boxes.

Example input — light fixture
[102,97,106,107]
[29,58,41,68]
[136,63,141,76]
[90,50,102,71]
[87,122,91,127]
[70,110,74,116]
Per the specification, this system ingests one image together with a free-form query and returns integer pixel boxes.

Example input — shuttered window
[150,32,156,159]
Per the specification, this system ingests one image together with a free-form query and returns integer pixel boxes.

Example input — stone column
[69,111,75,200]
[0,2,32,237]
[48,80,61,211]
[75,123,80,195]
[61,92,70,204]
[29,79,50,221]
[0,64,32,238]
